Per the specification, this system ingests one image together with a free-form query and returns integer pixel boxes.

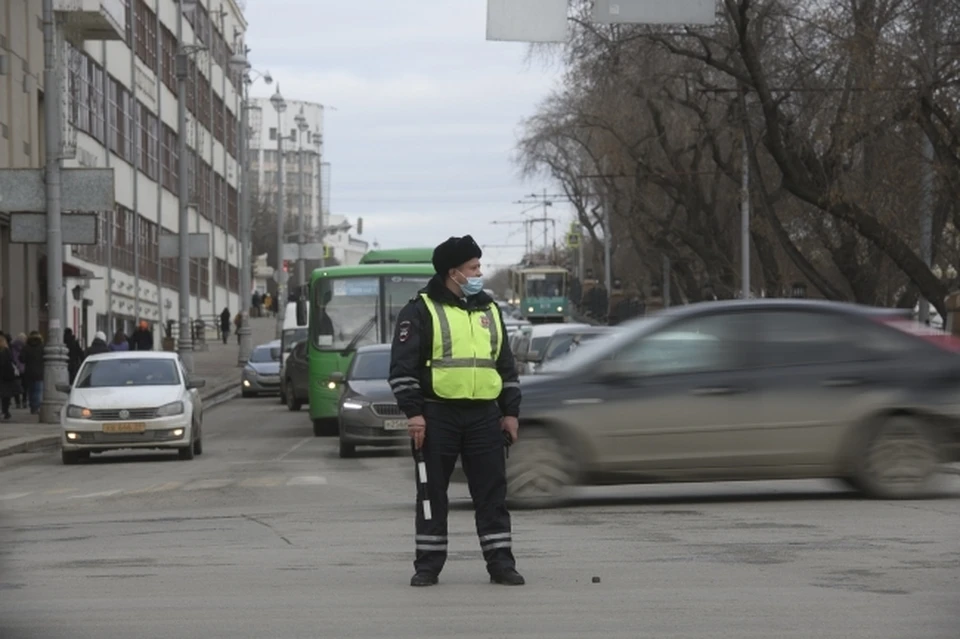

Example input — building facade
[61,0,247,346]
[1,0,248,348]
[0,0,49,336]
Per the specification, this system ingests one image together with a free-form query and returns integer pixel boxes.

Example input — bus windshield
[312,275,431,350]
[524,273,565,298]
[314,277,381,350]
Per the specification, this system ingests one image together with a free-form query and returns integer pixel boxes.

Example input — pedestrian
[0,335,17,420]
[109,330,130,352]
[21,332,44,414]
[389,235,524,588]
[63,328,85,381]
[10,333,26,409]
[131,320,154,351]
[220,307,232,345]
[86,331,110,357]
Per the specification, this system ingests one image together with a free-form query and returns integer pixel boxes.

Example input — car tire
[505,425,577,510]
[193,424,203,456]
[61,450,83,465]
[286,381,303,411]
[855,415,941,499]
[339,440,356,458]
[178,442,195,461]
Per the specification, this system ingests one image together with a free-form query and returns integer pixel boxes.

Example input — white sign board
[592,0,717,25]
[159,233,210,259]
[486,0,569,43]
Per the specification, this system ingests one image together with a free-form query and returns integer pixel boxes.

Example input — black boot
[489,568,525,586]
[410,572,438,587]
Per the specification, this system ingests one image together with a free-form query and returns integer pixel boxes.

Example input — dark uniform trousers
[414,399,515,576]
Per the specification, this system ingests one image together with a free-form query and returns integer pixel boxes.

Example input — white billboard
[592,0,717,25]
[486,0,569,43]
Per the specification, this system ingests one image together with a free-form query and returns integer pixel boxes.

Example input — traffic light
[282,260,290,272]
[566,232,580,248]
[356,217,363,235]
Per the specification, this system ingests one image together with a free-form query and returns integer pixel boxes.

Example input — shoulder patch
[398,320,411,342]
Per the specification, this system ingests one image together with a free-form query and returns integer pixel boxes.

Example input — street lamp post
[175,0,194,374]
[294,107,309,292]
[270,86,292,339]
[311,131,324,268]
[228,49,271,365]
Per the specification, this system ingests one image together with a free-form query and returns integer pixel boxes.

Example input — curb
[0,379,242,459]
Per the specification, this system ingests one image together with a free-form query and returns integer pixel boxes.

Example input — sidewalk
[0,317,278,458]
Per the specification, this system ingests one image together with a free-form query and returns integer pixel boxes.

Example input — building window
[135,0,157,72]
[269,127,277,141]
[139,103,160,180]
[89,61,106,143]
[161,124,178,193]
[160,25,177,95]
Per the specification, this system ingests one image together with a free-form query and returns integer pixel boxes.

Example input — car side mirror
[55,382,71,394]
[187,378,206,389]
[328,371,345,385]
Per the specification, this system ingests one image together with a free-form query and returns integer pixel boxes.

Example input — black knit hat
[432,235,482,275]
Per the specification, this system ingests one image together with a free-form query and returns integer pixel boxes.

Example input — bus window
[385,275,431,337]
[524,273,564,298]
[313,277,381,350]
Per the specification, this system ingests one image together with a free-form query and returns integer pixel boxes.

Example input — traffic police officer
[389,235,525,587]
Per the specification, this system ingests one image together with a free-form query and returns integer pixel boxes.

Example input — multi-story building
[0,1,49,335]
[1,0,248,348]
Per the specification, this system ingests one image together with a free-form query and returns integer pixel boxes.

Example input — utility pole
[294,107,309,291]
[312,131,324,267]
[918,0,936,325]
[39,0,68,423]
[236,56,253,364]
[175,0,194,374]
[740,128,751,299]
[270,86,291,339]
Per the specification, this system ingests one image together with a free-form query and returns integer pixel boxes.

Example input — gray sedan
[332,344,407,458]
[241,342,282,397]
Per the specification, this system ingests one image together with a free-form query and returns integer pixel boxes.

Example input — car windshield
[313,277,381,350]
[544,332,605,362]
[540,319,658,374]
[530,336,552,356]
[75,358,181,388]
[350,350,391,381]
[250,346,280,363]
[282,328,307,352]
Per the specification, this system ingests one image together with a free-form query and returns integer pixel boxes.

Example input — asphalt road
[1,395,959,639]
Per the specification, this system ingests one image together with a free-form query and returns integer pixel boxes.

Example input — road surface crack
[242,513,294,546]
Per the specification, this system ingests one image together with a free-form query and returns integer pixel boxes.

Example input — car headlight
[156,401,185,417]
[66,405,92,419]
[341,400,366,411]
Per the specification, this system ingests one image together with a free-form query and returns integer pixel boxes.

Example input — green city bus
[300,262,435,436]
[359,247,433,264]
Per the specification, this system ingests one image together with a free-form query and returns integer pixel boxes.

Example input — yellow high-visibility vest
[421,293,504,401]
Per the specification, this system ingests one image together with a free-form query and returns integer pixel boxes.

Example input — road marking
[0,492,31,501]
[181,479,234,491]
[286,475,327,486]
[239,476,286,487]
[69,489,124,499]
[272,437,312,462]
[47,487,78,495]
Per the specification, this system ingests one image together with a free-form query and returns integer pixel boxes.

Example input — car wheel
[339,440,356,458]
[505,426,577,510]
[193,424,203,456]
[61,450,82,465]
[286,381,302,411]
[178,441,195,461]
[855,415,941,499]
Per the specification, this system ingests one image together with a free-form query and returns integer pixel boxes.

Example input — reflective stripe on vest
[421,294,504,400]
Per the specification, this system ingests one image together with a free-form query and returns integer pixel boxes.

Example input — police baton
[503,430,513,459]
[413,446,432,521]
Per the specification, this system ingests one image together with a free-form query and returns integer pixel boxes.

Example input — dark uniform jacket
[389,275,522,420]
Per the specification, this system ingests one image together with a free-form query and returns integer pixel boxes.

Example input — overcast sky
[243,0,572,270]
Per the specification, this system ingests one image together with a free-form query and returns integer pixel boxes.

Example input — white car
[57,351,206,465]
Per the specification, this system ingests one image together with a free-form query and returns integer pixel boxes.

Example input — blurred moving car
[531,326,617,373]
[505,299,960,508]
[514,323,589,374]
[330,344,407,458]
[281,339,310,411]
[58,352,206,464]
[241,341,282,397]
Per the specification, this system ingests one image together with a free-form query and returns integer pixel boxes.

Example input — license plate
[102,422,146,434]
[383,419,407,431]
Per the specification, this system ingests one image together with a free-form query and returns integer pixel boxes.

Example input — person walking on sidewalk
[10,333,26,409]
[86,331,110,357]
[21,332,45,415]
[0,335,19,420]
[220,308,232,345]
[389,235,525,588]
[131,321,154,351]
[109,330,130,352]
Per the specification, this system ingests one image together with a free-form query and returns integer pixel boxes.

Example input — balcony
[55,0,125,44]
